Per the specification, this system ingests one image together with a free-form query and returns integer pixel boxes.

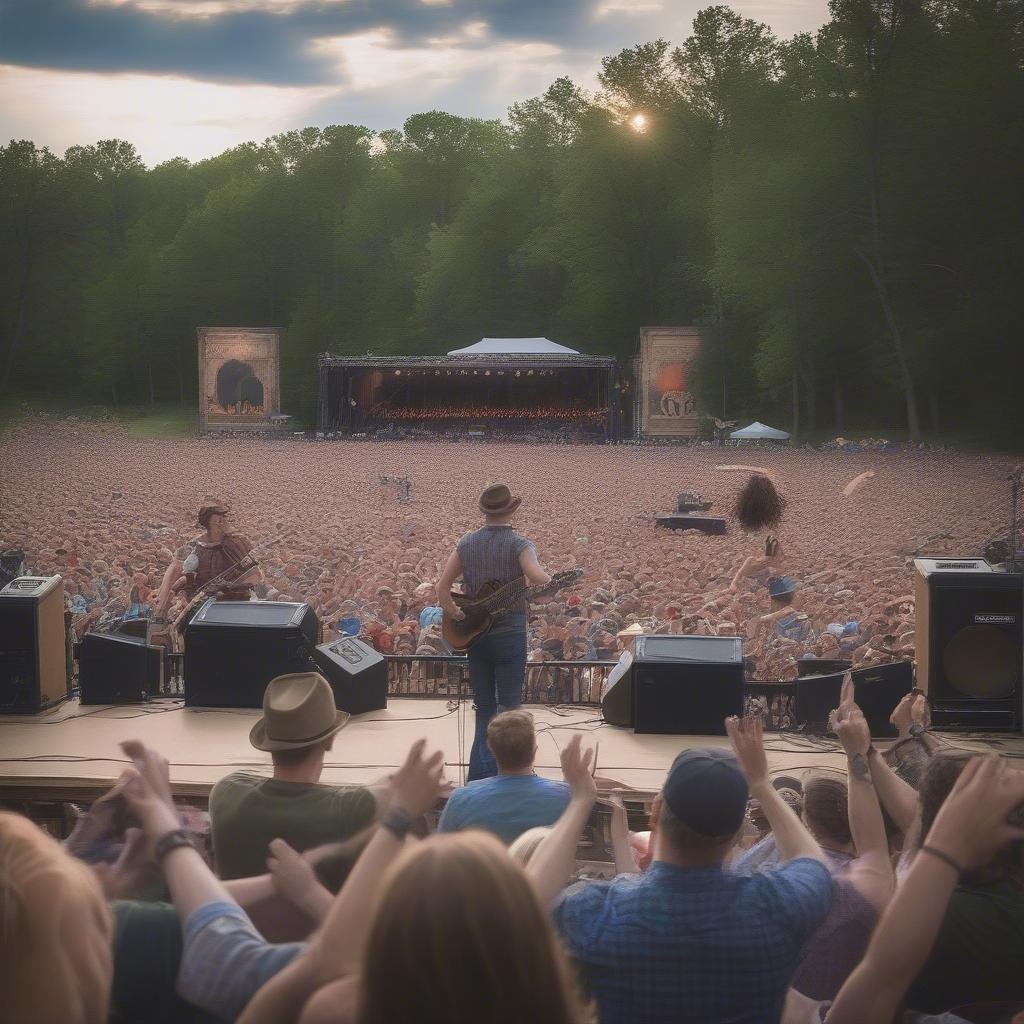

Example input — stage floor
[2,698,1023,805]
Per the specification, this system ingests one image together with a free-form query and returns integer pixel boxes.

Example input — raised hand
[725,715,768,786]
[560,733,597,804]
[119,740,179,837]
[830,701,872,756]
[925,755,1024,871]
[389,738,446,818]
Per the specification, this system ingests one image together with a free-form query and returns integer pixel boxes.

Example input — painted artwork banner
[637,326,701,437]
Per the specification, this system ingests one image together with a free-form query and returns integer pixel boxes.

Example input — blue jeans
[466,626,527,781]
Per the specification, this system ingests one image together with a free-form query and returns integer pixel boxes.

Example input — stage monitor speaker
[914,558,1022,731]
[794,661,912,736]
[797,656,853,678]
[0,575,69,714]
[632,635,743,735]
[313,636,387,715]
[79,631,163,704]
[600,650,634,727]
[115,617,151,643]
[184,600,320,708]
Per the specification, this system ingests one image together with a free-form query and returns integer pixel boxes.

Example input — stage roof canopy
[447,337,581,356]
[730,420,791,440]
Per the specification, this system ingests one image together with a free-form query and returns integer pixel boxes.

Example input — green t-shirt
[907,878,1024,1013]
[209,771,377,880]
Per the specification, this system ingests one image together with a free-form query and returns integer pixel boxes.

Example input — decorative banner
[637,326,701,437]
[197,327,281,433]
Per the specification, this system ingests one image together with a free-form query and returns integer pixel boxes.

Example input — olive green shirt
[209,771,376,880]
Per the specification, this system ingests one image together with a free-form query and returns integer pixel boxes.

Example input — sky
[0,0,830,166]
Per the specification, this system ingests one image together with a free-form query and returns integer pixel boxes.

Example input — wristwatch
[381,806,415,840]
[153,828,195,862]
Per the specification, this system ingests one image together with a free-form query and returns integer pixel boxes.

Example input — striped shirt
[456,525,536,626]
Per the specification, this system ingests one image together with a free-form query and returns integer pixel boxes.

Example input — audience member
[0,810,113,1024]
[542,717,834,1024]
[209,672,382,879]
[438,710,570,844]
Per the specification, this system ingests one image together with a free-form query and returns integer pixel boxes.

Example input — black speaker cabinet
[115,617,151,643]
[600,650,634,727]
[184,600,320,708]
[632,635,744,735]
[313,636,388,715]
[914,558,1022,731]
[79,631,164,704]
[797,656,853,678]
[0,575,69,713]
[794,661,912,737]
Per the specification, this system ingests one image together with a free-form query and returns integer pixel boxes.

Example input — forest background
[1,0,1021,442]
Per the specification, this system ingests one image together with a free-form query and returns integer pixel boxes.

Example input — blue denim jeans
[466,626,527,781]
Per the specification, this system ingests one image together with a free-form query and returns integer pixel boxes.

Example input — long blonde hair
[359,831,591,1024]
[0,811,113,1024]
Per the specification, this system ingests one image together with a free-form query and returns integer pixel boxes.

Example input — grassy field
[0,396,198,439]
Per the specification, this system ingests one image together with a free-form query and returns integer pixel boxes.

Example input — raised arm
[830,691,894,912]
[826,755,1024,1024]
[727,715,825,865]
[527,734,596,905]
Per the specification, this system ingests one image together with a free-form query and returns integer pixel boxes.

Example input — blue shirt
[437,774,571,845]
[419,606,443,629]
[554,858,833,1024]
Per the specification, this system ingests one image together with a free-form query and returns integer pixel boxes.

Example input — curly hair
[734,475,786,531]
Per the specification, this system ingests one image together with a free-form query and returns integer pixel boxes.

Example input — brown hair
[486,710,536,773]
[0,811,113,1023]
[359,832,592,1024]
[270,738,332,768]
[734,475,786,531]
[918,752,1022,882]
[802,775,852,847]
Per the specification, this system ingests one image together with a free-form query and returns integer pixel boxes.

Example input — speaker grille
[942,625,1018,699]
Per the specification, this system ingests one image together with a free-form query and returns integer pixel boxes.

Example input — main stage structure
[317,338,621,440]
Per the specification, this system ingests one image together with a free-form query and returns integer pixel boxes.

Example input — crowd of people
[367,403,607,423]
[4,674,1023,1023]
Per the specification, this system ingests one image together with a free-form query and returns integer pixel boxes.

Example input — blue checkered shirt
[554,858,833,1024]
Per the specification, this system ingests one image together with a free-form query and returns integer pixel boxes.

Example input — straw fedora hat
[479,483,521,517]
[249,672,350,752]
[617,623,644,638]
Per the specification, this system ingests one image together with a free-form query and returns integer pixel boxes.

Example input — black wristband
[920,844,963,876]
[153,828,195,863]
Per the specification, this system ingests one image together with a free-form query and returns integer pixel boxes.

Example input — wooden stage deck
[2,697,1022,807]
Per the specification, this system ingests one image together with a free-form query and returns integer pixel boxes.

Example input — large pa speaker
[914,558,1022,731]
[79,632,164,704]
[0,576,69,714]
[794,661,912,736]
[184,600,320,708]
[632,635,744,735]
[313,636,388,715]
[600,649,634,727]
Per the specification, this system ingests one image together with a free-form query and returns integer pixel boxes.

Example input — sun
[629,113,648,133]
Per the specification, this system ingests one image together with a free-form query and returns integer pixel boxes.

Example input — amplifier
[313,636,388,715]
[794,661,912,736]
[184,600,320,708]
[79,631,164,704]
[0,575,69,713]
[632,635,744,735]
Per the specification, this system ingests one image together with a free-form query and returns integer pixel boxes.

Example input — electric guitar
[442,568,583,652]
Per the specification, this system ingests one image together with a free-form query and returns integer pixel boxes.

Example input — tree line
[1,0,1021,440]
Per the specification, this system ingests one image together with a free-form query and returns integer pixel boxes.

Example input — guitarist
[154,503,261,635]
[437,484,551,781]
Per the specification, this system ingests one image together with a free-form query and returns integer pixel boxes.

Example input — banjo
[442,568,583,651]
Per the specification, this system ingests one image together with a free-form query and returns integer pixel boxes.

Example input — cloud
[0,63,334,164]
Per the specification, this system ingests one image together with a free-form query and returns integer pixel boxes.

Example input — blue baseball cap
[662,747,749,838]
[768,575,798,598]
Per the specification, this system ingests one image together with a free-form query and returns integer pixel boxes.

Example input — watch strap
[153,828,195,862]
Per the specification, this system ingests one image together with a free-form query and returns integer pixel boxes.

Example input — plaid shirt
[554,858,833,1024]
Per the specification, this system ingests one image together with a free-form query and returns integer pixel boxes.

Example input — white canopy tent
[729,420,791,441]
[447,337,581,356]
